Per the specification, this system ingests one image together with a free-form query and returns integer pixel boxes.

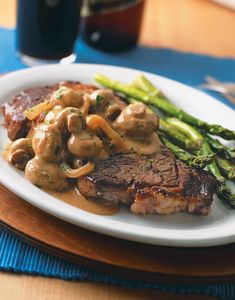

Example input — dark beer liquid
[80,0,145,52]
[17,0,81,60]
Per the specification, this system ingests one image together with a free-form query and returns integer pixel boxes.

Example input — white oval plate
[0,64,234,247]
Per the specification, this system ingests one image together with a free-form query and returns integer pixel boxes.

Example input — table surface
[0,0,235,299]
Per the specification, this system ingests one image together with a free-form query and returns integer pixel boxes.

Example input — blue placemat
[1,28,235,299]
[1,29,235,109]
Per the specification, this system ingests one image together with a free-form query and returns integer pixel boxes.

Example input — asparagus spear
[127,97,196,150]
[132,74,163,98]
[127,96,235,205]
[132,74,235,139]
[95,74,235,140]
[206,134,235,161]
[216,157,235,181]
[158,132,214,169]
[166,118,219,172]
[160,120,196,151]
[165,117,235,207]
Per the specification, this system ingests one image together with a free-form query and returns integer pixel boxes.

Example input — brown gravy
[3,145,118,216]
[46,188,119,216]
[2,143,11,161]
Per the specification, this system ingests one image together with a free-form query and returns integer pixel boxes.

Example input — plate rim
[0,63,235,248]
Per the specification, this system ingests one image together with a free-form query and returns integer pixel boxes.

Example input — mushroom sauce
[4,83,161,214]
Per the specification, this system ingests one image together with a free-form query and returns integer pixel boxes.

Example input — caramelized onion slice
[24,101,53,120]
[81,94,92,116]
[86,114,124,148]
[60,161,95,178]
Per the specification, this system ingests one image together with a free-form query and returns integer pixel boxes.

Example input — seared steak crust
[78,148,218,215]
[1,85,58,141]
[81,148,178,190]
[132,160,217,216]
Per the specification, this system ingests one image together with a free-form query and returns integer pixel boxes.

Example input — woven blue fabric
[1,228,235,300]
[1,28,235,299]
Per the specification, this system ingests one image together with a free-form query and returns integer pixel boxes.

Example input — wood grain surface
[1,0,233,299]
[0,273,217,300]
[140,0,235,57]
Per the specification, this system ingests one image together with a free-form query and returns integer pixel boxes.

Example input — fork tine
[201,81,235,106]
[223,93,235,106]
[205,76,235,89]
[205,76,221,85]
[200,83,227,93]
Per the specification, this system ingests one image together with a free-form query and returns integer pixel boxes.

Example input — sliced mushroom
[67,131,103,158]
[67,113,83,134]
[44,105,63,124]
[51,87,84,108]
[90,89,115,111]
[32,124,62,162]
[25,157,69,191]
[55,107,84,133]
[105,104,121,121]
[114,103,159,138]
[8,138,34,170]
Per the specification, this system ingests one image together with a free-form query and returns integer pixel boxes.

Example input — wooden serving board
[1,183,235,285]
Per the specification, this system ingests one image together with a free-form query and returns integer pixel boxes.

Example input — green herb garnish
[95,95,104,107]
[55,89,62,100]
[60,162,70,172]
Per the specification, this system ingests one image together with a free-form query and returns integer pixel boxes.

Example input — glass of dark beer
[80,0,145,52]
[16,0,82,66]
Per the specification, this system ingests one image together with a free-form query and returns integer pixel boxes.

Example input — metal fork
[201,76,235,106]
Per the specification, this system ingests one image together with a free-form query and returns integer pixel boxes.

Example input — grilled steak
[1,82,97,141]
[1,85,58,141]
[78,148,218,216]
